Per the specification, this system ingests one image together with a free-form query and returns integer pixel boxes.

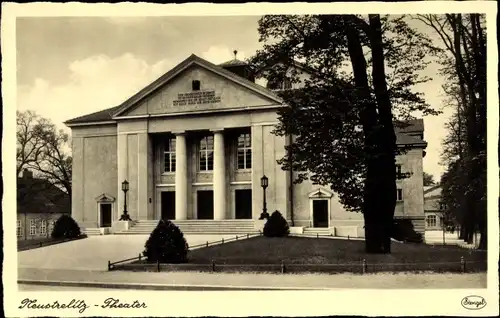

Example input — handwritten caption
[19,297,147,314]
[173,90,221,106]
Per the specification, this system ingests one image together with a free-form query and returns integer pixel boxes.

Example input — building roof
[17,169,71,214]
[65,54,282,125]
[395,119,424,133]
[63,54,425,149]
[64,105,122,125]
[424,184,441,196]
[218,59,249,67]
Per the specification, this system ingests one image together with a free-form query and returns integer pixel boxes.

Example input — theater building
[65,54,427,236]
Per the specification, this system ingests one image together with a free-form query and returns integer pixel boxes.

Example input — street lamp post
[259,175,269,220]
[120,180,131,221]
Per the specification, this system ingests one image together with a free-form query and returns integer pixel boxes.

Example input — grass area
[17,235,87,251]
[186,236,487,265]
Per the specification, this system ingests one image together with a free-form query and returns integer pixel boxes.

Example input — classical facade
[65,54,427,236]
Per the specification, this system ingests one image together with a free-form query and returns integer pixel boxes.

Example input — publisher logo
[461,296,486,310]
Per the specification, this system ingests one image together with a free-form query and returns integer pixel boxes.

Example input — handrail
[108,232,262,270]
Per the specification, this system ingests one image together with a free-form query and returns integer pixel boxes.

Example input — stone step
[114,231,260,235]
[83,228,102,236]
[127,228,257,233]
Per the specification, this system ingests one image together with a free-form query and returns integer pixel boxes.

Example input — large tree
[250,15,438,253]
[423,172,436,186]
[16,110,72,196]
[416,14,487,249]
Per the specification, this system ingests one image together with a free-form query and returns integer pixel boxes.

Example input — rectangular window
[48,220,54,235]
[426,215,437,227]
[199,135,214,171]
[396,189,403,201]
[164,138,176,173]
[40,219,47,235]
[29,219,36,236]
[237,133,252,170]
[17,220,22,238]
[396,164,402,178]
[192,80,201,91]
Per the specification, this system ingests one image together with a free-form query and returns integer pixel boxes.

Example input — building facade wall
[72,124,118,228]
[70,63,425,232]
[16,213,68,240]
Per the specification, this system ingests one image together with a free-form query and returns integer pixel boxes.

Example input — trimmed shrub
[143,219,189,263]
[263,210,290,237]
[390,219,423,243]
[51,215,82,239]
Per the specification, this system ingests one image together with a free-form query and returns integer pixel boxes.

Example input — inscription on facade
[173,90,221,106]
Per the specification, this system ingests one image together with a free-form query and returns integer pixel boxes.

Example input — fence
[108,232,262,271]
[110,256,486,274]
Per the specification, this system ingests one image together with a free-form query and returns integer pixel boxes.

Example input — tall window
[29,219,36,236]
[426,215,437,227]
[396,189,403,201]
[48,220,55,235]
[164,138,176,173]
[396,164,402,178]
[237,133,252,169]
[199,135,214,171]
[40,219,47,235]
[17,220,22,238]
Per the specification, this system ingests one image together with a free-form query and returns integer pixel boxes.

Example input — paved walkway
[18,234,239,271]
[18,267,487,289]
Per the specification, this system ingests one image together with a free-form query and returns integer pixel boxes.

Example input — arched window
[237,133,252,169]
[164,138,176,173]
[199,135,214,171]
[426,215,437,227]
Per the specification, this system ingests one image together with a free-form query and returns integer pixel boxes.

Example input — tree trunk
[345,16,385,253]
[368,14,397,253]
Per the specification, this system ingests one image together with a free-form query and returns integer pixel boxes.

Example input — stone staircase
[82,228,103,236]
[115,219,259,235]
[303,227,331,236]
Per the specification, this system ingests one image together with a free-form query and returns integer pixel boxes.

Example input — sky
[16,15,453,182]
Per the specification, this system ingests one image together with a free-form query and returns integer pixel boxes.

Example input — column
[117,133,128,221]
[213,129,226,220]
[137,133,151,220]
[175,132,188,220]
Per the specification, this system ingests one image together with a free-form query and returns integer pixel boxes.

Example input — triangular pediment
[95,193,115,202]
[308,188,334,199]
[113,55,283,118]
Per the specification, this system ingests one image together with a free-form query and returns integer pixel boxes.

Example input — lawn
[124,236,487,274]
[187,236,487,265]
[17,235,87,251]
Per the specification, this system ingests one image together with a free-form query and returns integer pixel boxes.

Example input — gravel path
[18,267,487,289]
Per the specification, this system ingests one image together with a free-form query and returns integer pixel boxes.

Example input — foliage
[143,220,189,263]
[423,172,436,186]
[17,110,72,196]
[250,14,438,253]
[390,219,423,244]
[250,15,438,212]
[263,210,290,237]
[415,14,487,248]
[51,215,81,239]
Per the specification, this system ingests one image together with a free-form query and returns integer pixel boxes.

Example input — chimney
[22,169,33,179]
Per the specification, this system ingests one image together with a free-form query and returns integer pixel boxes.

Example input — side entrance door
[100,203,112,227]
[312,200,329,228]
